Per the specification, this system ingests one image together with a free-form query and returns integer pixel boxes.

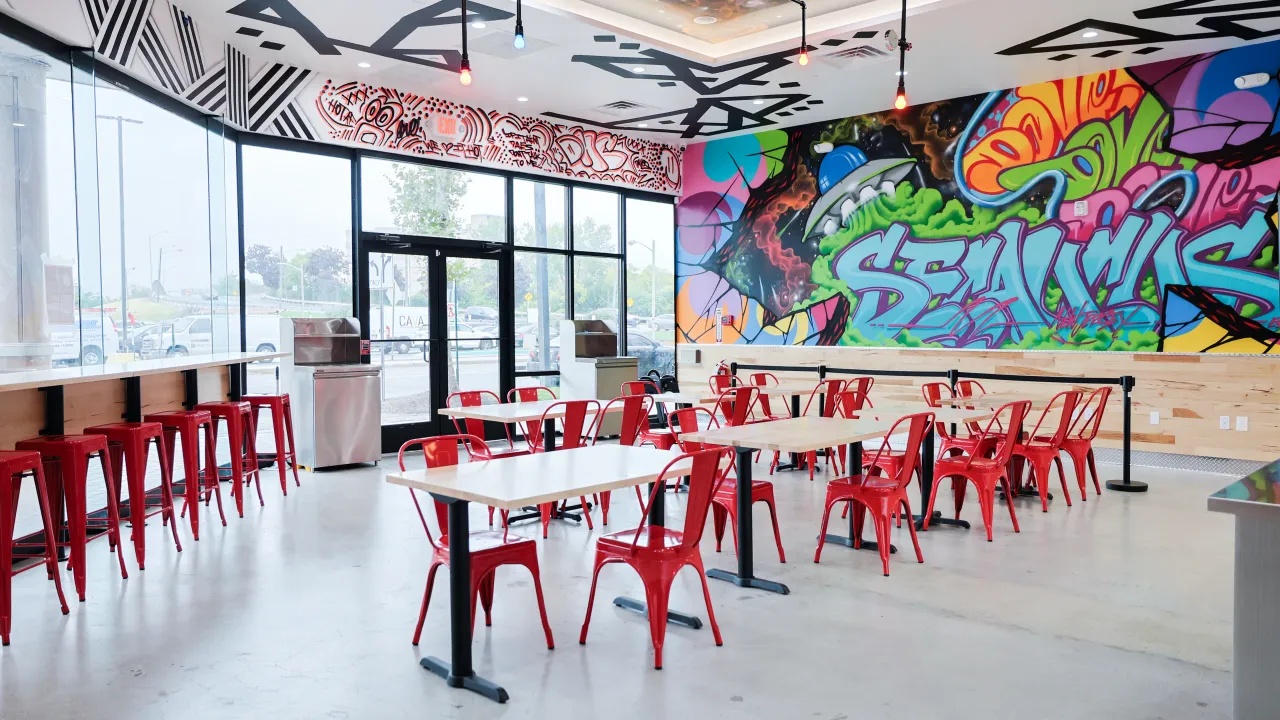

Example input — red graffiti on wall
[314,81,682,193]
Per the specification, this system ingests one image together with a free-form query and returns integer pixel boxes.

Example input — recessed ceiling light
[638,123,648,128]
[632,67,646,73]
[694,15,717,25]
[1082,30,1098,38]
[472,22,486,29]
[12,122,23,127]
[517,96,528,102]
[358,62,371,68]
[753,99,764,105]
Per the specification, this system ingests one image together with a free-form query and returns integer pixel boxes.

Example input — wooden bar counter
[0,352,284,447]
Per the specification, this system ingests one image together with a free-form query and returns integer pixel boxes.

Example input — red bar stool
[83,422,183,570]
[195,401,263,518]
[145,410,224,541]
[243,394,301,495]
[1,451,70,645]
[13,435,129,602]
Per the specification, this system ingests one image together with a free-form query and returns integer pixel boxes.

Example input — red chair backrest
[621,380,658,397]
[397,434,490,549]
[508,386,557,403]
[631,448,733,553]
[669,406,717,452]
[748,373,789,420]
[803,378,847,418]
[863,412,934,488]
[921,382,955,407]
[954,401,1031,472]
[1067,386,1111,442]
[446,390,501,440]
[1027,390,1083,447]
[709,373,739,393]
[715,386,759,427]
[956,380,986,398]
[844,376,875,398]
[834,389,872,418]
[748,372,778,387]
[598,395,653,446]
[538,400,601,450]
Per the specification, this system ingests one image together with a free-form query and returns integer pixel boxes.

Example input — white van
[165,314,281,357]
[51,314,121,366]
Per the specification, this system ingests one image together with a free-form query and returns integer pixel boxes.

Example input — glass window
[241,146,354,378]
[514,179,565,249]
[572,187,619,254]
[361,157,505,242]
[370,251,432,426]
[515,252,566,373]
[574,256,621,332]
[96,82,213,360]
[626,198,675,377]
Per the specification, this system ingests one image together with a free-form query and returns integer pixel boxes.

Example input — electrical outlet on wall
[1237,416,1249,432]
[1149,411,1160,425]
[1220,415,1231,430]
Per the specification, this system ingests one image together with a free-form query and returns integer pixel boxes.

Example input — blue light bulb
[513,32,525,49]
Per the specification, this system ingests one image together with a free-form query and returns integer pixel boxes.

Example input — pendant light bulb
[894,81,907,110]
[513,0,526,49]
[460,57,473,86]
[798,50,809,66]
[513,29,526,50]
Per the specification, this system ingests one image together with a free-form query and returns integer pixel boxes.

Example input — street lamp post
[627,238,658,322]
[279,262,306,305]
[98,114,145,347]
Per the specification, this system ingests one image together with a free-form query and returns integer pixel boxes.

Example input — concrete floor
[1,451,1234,719]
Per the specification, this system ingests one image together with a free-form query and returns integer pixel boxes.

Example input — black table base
[1106,479,1149,492]
[822,443,896,553]
[612,596,703,629]
[706,448,790,595]
[420,657,508,704]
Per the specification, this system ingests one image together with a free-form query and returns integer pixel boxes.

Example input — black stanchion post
[1106,375,1147,493]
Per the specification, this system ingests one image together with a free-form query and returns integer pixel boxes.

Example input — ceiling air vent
[824,44,893,68]
[593,99,657,117]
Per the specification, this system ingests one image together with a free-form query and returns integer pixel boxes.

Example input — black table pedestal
[707,448,790,595]
[821,441,897,553]
[615,480,707,627]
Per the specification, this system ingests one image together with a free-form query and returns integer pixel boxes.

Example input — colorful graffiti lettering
[677,43,1280,353]
[315,81,682,193]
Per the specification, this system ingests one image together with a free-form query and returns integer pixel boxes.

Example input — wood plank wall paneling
[683,345,1280,462]
[0,367,232,451]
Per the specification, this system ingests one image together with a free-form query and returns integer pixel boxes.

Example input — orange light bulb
[894,88,907,110]
[798,50,809,66]
[460,68,472,85]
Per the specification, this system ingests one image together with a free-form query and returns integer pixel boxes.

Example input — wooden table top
[0,351,285,393]
[876,392,1058,410]
[684,416,903,454]
[439,399,624,424]
[386,445,692,510]
[649,391,709,405]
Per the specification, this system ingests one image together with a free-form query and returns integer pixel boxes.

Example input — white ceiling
[7,0,1276,143]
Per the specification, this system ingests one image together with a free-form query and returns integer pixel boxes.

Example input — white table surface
[0,351,286,393]
[386,445,692,510]
[439,398,625,424]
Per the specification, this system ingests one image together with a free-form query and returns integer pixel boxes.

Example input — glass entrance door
[365,243,508,451]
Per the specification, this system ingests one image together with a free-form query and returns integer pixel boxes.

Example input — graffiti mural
[677,43,1280,353]
[315,81,682,193]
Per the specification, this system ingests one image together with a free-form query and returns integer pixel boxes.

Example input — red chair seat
[598,525,685,552]
[441,529,538,554]
[934,455,1008,474]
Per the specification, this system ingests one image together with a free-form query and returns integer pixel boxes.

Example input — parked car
[449,321,496,350]
[165,314,281,358]
[627,333,675,376]
[463,306,499,322]
[655,313,676,331]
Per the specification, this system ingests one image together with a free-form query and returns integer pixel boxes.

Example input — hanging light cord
[462,0,469,60]
[790,0,807,63]
[898,0,907,81]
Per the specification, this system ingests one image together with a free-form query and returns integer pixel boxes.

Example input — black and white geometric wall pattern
[999,0,1280,59]
[77,0,317,139]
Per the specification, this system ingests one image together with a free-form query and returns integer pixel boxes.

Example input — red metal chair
[83,422,183,570]
[669,407,785,564]
[243,394,301,495]
[922,382,1000,460]
[14,435,129,601]
[146,410,224,541]
[748,373,793,423]
[798,379,847,480]
[507,386,557,452]
[621,380,676,450]
[956,379,987,398]
[448,390,530,527]
[595,394,657,524]
[815,412,933,575]
[843,375,875,400]
[1011,390,1084,512]
[531,399,601,538]
[398,436,554,650]
[578,447,732,669]
[1053,386,1112,498]
[925,401,1032,541]
[1,451,70,645]
[714,385,759,428]
[195,401,263,518]
[708,372,739,394]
